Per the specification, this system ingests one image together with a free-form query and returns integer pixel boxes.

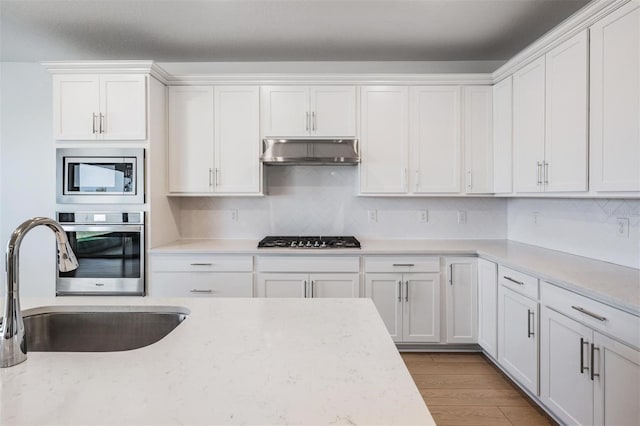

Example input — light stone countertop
[0,297,434,426]
[151,239,640,315]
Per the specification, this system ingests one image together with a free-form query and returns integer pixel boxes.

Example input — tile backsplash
[178,166,508,240]
[508,198,640,269]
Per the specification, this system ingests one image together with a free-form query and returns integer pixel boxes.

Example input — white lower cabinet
[477,258,498,358]
[256,273,359,298]
[255,256,360,298]
[445,258,478,343]
[540,281,640,426]
[149,254,253,297]
[498,267,540,395]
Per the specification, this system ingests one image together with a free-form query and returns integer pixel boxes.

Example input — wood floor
[401,352,557,426]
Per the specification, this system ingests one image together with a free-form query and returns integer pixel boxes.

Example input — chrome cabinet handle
[92,113,97,134]
[527,309,535,338]
[190,263,213,266]
[467,170,472,191]
[415,170,420,190]
[215,168,220,187]
[537,161,542,186]
[580,338,589,374]
[544,162,549,185]
[99,113,104,134]
[190,289,213,294]
[208,168,213,187]
[392,263,414,267]
[503,276,524,286]
[304,280,308,298]
[311,280,315,298]
[405,281,409,302]
[590,344,600,381]
[572,306,607,322]
[397,280,402,302]
[305,112,309,131]
[312,111,316,131]
[449,264,453,285]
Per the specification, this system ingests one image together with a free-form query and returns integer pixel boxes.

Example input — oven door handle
[61,225,143,233]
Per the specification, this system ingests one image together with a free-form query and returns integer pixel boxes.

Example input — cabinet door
[540,308,593,426]
[402,273,440,343]
[445,258,478,343]
[513,56,546,193]
[99,74,147,140]
[410,86,461,193]
[214,86,260,193]
[477,258,498,358]
[590,1,640,192]
[310,86,357,137]
[261,86,309,137]
[149,272,253,297]
[168,86,214,193]
[545,30,589,192]
[309,273,359,298]
[593,331,640,426]
[53,74,100,140]
[493,76,513,194]
[464,86,493,193]
[365,273,403,342]
[360,86,409,194]
[498,286,539,395]
[256,273,308,298]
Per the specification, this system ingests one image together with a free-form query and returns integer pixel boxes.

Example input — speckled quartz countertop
[0,297,434,426]
[151,239,640,315]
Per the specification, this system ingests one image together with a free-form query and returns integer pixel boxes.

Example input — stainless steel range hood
[261,139,359,165]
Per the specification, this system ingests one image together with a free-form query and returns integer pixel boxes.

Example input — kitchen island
[0,297,434,425]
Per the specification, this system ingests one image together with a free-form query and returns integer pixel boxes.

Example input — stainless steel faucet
[0,217,79,367]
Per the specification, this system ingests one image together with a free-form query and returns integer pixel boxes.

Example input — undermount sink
[2,305,189,352]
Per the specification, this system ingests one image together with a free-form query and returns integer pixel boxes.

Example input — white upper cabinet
[410,86,462,194]
[168,86,215,193]
[513,56,547,193]
[168,85,261,195]
[261,85,356,137]
[590,0,640,192]
[513,31,589,193]
[360,86,409,194]
[214,86,261,193]
[53,74,146,141]
[463,86,493,194]
[492,76,513,194]
[544,30,589,192]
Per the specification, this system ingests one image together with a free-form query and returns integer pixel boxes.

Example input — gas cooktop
[258,236,361,249]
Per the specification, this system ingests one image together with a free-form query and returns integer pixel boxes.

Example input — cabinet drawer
[255,256,359,273]
[149,272,253,297]
[541,281,640,349]
[498,265,538,299]
[150,254,253,272]
[364,256,440,273]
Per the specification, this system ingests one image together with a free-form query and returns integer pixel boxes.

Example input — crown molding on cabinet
[492,0,631,83]
[42,60,171,84]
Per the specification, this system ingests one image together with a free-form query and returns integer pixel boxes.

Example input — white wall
[178,166,508,240]
[0,62,57,296]
[508,198,640,269]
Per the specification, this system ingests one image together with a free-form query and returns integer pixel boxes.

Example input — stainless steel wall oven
[56,212,144,296]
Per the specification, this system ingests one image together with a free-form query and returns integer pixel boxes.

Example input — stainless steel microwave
[56,148,144,204]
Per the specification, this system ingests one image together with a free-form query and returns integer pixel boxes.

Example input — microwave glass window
[59,231,141,279]
[66,161,134,194]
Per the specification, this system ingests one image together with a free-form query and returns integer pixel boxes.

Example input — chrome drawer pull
[190,289,213,294]
[580,338,589,374]
[190,263,213,266]
[590,344,600,381]
[397,280,402,302]
[527,309,535,338]
[503,276,524,286]
[572,306,607,322]
[392,263,414,267]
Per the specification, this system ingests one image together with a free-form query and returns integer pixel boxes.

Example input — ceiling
[1,0,590,63]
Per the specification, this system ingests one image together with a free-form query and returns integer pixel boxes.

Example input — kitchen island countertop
[150,239,640,315]
[0,297,434,426]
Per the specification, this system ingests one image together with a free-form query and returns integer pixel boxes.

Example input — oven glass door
[59,225,141,279]
[64,157,136,195]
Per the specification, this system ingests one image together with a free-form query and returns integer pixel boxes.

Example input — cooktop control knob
[290,241,297,247]
[306,241,312,247]
[321,241,327,248]
[314,241,320,247]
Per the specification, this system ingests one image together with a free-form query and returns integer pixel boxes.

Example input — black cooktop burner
[258,236,361,249]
